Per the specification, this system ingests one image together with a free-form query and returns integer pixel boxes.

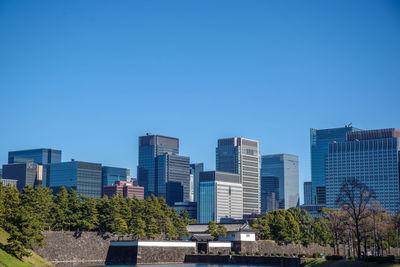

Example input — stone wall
[137,245,196,264]
[235,240,336,256]
[34,231,116,264]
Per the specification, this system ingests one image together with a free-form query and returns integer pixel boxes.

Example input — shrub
[229,251,234,255]
[255,251,260,256]
[264,252,269,256]
[312,253,319,258]
[276,253,281,256]
[325,255,343,261]
[209,251,214,255]
[293,253,297,256]
[348,256,355,261]
[284,253,289,257]
[218,251,223,255]
[271,253,275,256]
[246,251,251,256]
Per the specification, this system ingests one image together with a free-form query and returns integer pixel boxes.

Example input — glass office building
[261,154,299,210]
[310,126,361,204]
[190,163,204,204]
[199,171,243,224]
[2,162,42,190]
[216,137,260,215]
[137,134,179,197]
[102,166,130,186]
[8,148,61,164]
[156,153,190,205]
[304,181,312,205]
[260,175,280,213]
[48,161,102,198]
[326,128,400,214]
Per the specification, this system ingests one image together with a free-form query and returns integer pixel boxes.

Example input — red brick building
[103,180,144,199]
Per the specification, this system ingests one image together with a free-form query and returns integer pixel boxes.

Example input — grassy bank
[0,228,52,267]
[306,258,400,267]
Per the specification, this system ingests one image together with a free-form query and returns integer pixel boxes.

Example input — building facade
[190,163,204,204]
[199,171,243,224]
[310,126,361,205]
[102,166,130,186]
[8,148,61,164]
[2,162,42,190]
[137,134,179,198]
[156,153,190,206]
[0,179,18,187]
[326,128,400,214]
[304,181,312,205]
[260,176,279,213]
[174,201,197,220]
[216,137,260,215]
[48,160,102,198]
[103,180,144,199]
[261,154,299,210]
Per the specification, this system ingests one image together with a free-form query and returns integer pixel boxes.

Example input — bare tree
[336,178,375,259]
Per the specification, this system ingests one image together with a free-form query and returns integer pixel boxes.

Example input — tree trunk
[355,221,362,259]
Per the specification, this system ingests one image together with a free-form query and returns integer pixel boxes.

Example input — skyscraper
[8,148,61,164]
[48,160,102,198]
[326,128,400,214]
[304,181,312,205]
[261,154,299,210]
[310,126,361,204]
[137,134,179,197]
[156,153,190,206]
[199,171,243,224]
[190,163,204,204]
[260,175,279,213]
[216,137,260,215]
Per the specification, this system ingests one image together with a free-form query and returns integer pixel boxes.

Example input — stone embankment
[34,231,335,265]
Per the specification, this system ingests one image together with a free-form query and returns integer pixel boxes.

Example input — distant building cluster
[303,126,400,216]
[2,125,399,222]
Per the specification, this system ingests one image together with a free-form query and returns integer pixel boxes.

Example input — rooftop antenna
[345,122,353,128]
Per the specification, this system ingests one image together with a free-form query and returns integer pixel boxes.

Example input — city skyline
[1,1,399,204]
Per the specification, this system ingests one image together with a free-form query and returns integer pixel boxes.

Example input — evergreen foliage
[0,184,190,259]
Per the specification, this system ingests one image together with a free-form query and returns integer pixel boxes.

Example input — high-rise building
[261,154,299,210]
[311,126,361,204]
[190,163,204,213]
[48,160,102,198]
[156,153,190,206]
[216,137,260,215]
[304,181,312,205]
[102,166,130,186]
[8,148,61,164]
[260,175,280,213]
[2,162,43,190]
[103,180,144,199]
[326,128,400,214]
[137,134,179,197]
[199,171,243,224]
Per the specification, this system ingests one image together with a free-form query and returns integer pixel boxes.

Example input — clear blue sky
[1,0,399,203]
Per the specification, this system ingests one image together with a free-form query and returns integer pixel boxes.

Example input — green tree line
[0,184,193,260]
